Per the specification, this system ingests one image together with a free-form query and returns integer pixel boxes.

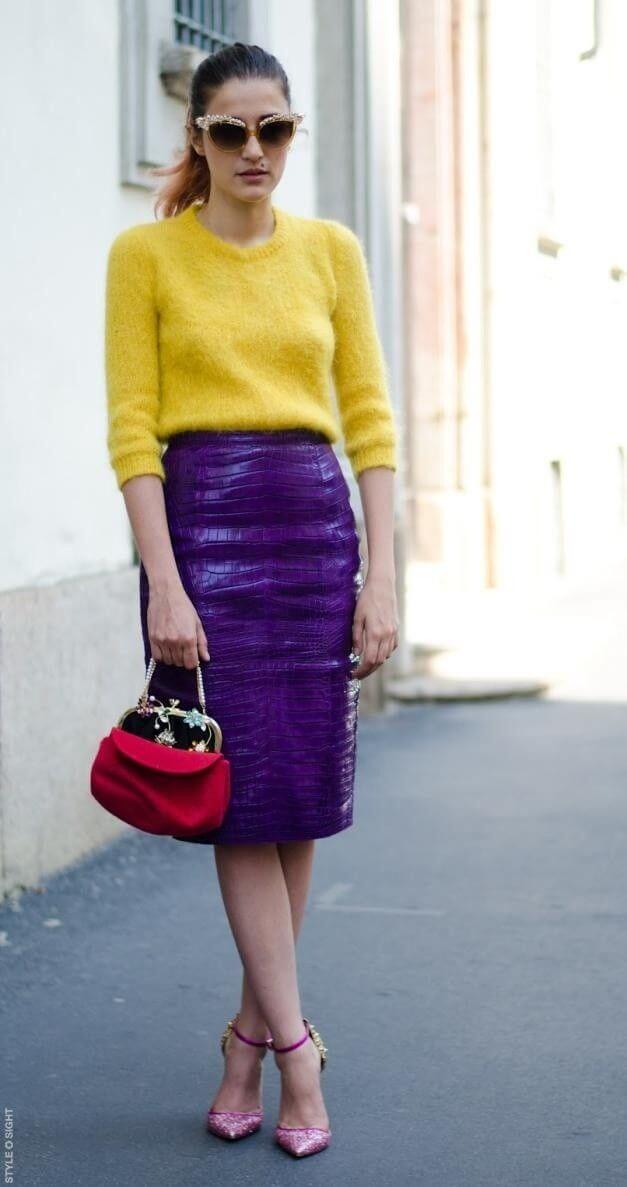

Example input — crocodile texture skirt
[138,428,365,844]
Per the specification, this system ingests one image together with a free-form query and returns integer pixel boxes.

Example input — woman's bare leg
[277,838,316,937]
[209,840,328,1128]
[236,839,315,1032]
[273,840,329,1129]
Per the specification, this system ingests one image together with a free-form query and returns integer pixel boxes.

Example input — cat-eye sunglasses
[194,111,304,153]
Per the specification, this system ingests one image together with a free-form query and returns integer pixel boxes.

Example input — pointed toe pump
[272,1018,331,1158]
[274,1125,332,1158]
[206,1013,272,1141]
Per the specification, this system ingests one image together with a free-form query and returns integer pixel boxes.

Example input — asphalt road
[2,692,627,1186]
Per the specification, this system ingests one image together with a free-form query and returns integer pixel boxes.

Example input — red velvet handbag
[90,658,231,837]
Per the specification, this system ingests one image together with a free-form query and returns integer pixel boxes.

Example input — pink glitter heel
[206,1013,273,1141]
[271,1018,331,1158]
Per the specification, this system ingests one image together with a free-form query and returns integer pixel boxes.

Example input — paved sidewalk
[2,666,627,1183]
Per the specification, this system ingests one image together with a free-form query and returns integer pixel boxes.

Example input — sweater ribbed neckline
[179,200,289,261]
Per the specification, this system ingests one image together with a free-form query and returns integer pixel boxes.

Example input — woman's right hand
[147,579,210,668]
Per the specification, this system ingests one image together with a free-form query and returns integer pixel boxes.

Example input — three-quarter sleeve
[104,229,165,490]
[327,221,398,478]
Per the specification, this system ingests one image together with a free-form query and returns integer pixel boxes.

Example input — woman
[105,42,399,1159]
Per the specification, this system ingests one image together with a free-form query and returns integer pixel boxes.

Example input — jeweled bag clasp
[117,657,223,752]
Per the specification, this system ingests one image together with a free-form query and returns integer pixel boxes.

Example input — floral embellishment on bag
[136,694,157,718]
[153,698,181,729]
[155,727,177,747]
[116,658,224,753]
[183,707,208,731]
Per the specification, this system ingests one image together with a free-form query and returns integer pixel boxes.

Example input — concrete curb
[384,673,550,702]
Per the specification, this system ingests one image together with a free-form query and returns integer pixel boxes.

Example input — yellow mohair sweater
[104,200,398,489]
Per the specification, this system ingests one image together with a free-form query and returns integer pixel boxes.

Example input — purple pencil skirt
[138,428,365,845]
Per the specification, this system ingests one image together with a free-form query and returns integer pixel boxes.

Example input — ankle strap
[270,1020,310,1054]
[231,1017,273,1048]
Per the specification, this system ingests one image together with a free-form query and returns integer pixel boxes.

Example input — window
[173,1,239,52]
[618,446,627,527]
[549,459,565,574]
[119,0,249,187]
[536,0,557,235]
[575,0,599,60]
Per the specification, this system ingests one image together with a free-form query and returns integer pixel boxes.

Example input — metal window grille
[173,1,238,51]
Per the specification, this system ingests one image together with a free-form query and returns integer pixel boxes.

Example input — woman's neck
[194,197,276,249]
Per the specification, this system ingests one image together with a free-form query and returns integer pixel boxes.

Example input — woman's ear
[186,111,204,158]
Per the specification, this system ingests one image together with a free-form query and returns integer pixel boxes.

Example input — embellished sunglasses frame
[194,111,305,151]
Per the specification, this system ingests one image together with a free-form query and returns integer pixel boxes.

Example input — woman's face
[192,78,294,204]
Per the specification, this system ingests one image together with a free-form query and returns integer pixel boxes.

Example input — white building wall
[0,0,318,895]
[1,0,316,595]
[1,1,124,592]
[404,0,627,613]
[487,0,627,589]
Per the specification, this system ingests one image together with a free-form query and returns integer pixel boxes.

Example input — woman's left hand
[351,572,400,680]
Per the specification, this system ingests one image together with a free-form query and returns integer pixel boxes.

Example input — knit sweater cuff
[113,452,166,490]
[350,442,398,478]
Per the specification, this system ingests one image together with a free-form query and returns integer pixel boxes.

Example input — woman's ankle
[232,1012,272,1045]
[273,1039,320,1076]
[270,1018,309,1052]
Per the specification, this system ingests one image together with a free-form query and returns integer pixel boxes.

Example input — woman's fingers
[147,587,209,668]
[179,641,196,668]
[377,628,399,666]
[351,592,399,679]
[352,608,365,656]
[196,618,211,663]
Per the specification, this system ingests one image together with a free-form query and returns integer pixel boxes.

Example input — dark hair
[151,42,293,220]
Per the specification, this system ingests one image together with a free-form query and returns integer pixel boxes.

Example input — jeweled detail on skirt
[139,428,363,845]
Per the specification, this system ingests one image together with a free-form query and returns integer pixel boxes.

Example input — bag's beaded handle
[141,656,207,713]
